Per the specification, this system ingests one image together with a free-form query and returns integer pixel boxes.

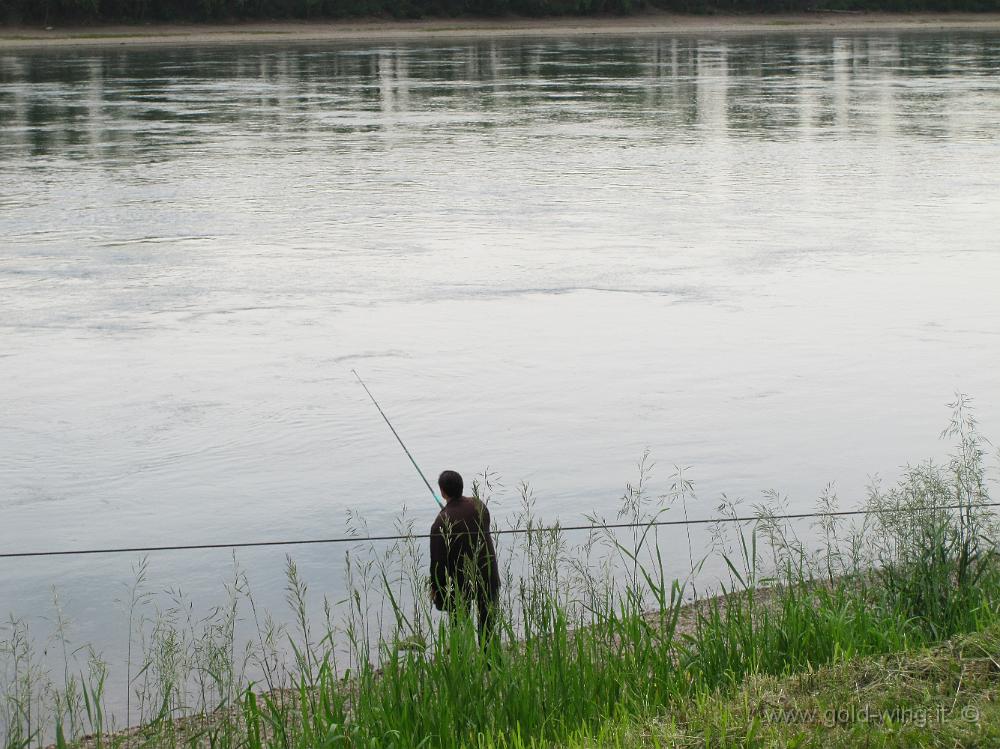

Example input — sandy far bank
[3,12,1000,50]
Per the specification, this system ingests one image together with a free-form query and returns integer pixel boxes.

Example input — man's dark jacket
[429,496,500,612]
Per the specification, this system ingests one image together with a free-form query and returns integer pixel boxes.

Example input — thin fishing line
[2,502,996,560]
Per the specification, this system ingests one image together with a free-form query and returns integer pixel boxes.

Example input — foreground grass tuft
[554,624,1000,748]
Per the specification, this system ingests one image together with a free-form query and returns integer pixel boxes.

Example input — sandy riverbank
[3,12,1000,50]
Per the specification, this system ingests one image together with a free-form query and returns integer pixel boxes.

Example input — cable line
[2,502,996,560]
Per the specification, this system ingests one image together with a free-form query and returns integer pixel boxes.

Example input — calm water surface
[2,31,1000,667]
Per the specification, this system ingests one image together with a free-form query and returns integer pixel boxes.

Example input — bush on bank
[2,0,998,26]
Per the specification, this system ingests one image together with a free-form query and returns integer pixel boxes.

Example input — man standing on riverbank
[429,470,500,648]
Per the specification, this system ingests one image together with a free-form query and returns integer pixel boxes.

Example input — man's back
[429,496,500,612]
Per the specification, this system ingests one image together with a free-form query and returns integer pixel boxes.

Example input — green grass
[550,623,1000,748]
[2,396,999,748]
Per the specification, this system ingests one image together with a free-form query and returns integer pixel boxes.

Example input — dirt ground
[3,12,1000,51]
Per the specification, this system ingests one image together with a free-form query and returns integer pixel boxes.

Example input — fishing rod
[352,369,443,509]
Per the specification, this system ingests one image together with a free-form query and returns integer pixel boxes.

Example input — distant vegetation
[2,0,998,26]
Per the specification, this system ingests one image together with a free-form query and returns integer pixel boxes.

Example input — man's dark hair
[438,470,463,500]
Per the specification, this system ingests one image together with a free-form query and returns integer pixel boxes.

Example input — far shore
[3,11,1000,50]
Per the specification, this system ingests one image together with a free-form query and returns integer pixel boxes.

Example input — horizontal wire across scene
[2,502,997,560]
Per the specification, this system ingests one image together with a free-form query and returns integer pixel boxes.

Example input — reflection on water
[3,35,999,160]
[2,32,1000,700]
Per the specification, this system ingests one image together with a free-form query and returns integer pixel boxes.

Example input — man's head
[438,470,464,502]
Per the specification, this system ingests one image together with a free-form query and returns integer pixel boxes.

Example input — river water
[2,31,1000,681]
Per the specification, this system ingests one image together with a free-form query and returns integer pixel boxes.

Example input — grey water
[2,30,1000,686]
